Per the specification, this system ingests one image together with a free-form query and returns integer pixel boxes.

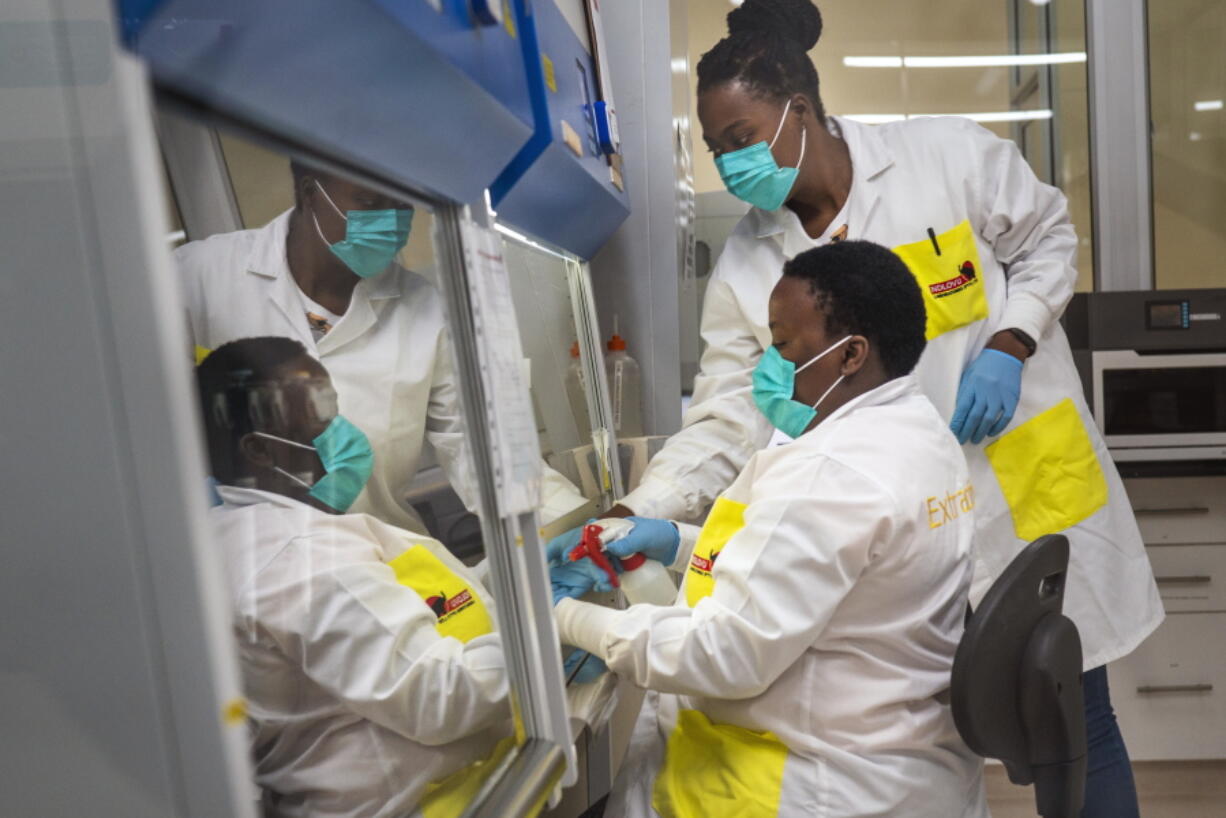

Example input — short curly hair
[783,241,928,379]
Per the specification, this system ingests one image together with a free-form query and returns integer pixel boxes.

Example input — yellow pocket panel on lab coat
[652,709,788,818]
[985,398,1109,542]
[420,736,517,818]
[892,219,989,340]
[685,497,748,608]
[389,545,495,644]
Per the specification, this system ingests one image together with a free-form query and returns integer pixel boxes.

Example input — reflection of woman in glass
[177,167,587,536]
[558,1,1158,814]
[197,337,510,817]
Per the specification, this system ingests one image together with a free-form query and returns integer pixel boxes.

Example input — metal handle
[1156,575,1212,585]
[1135,506,1211,516]
[1137,683,1214,695]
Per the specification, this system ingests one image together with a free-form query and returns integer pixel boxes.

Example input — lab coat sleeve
[620,272,773,522]
[557,457,898,699]
[258,539,509,746]
[964,119,1079,342]
[671,522,703,573]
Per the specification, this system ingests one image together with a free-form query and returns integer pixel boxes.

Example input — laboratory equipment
[1065,289,1226,464]
[605,323,644,438]
[116,0,536,204]
[490,0,631,259]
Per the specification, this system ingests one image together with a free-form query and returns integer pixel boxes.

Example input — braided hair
[696,0,826,122]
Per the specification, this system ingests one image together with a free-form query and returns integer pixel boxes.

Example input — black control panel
[1065,288,1226,353]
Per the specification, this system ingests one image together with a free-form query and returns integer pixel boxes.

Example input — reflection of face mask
[752,336,851,438]
[255,415,374,512]
[714,98,807,212]
[312,180,413,278]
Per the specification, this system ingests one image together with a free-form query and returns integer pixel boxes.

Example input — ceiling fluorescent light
[842,110,1053,124]
[1194,99,1224,112]
[905,53,1086,68]
[844,53,1085,69]
[842,56,903,68]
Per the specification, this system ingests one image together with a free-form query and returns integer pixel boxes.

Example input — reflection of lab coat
[213,485,509,818]
[623,116,1161,670]
[559,376,987,817]
[178,211,585,531]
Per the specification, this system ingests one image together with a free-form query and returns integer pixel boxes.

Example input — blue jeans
[1081,665,1140,818]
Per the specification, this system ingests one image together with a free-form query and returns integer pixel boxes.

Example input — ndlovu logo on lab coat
[425,588,476,623]
[928,260,979,299]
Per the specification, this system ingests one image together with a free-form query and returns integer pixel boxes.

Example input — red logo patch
[928,260,979,299]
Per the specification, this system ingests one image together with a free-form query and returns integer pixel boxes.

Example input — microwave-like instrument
[1065,289,1226,464]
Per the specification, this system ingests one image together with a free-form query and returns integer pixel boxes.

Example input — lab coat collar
[804,373,922,435]
[216,483,314,511]
[243,209,405,298]
[751,115,896,246]
[243,209,404,353]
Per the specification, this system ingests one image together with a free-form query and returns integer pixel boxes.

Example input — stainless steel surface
[462,739,567,818]
[568,256,625,505]
[434,202,577,788]
[1086,0,1154,291]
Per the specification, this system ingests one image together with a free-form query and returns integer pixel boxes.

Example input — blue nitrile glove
[551,560,613,606]
[545,522,618,595]
[563,648,608,684]
[545,524,587,566]
[601,517,681,567]
[949,348,1024,445]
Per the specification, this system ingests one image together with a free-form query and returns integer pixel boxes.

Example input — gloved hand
[563,648,608,684]
[950,348,1024,445]
[551,560,613,606]
[545,524,587,566]
[602,517,681,567]
[546,522,618,598]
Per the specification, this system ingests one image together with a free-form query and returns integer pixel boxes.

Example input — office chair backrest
[951,534,1087,818]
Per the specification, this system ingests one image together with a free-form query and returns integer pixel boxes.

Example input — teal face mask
[752,337,851,439]
[714,98,807,212]
[257,414,374,512]
[312,180,413,278]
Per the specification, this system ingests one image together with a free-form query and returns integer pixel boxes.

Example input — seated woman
[196,336,510,818]
[552,241,988,817]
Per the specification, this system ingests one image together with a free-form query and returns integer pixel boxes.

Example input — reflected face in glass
[240,357,337,493]
[301,173,414,247]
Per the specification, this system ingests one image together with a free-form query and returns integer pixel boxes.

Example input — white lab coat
[557,376,987,817]
[623,116,1162,670]
[178,210,586,531]
[211,485,510,818]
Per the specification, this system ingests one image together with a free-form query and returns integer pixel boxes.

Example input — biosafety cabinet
[1,0,690,816]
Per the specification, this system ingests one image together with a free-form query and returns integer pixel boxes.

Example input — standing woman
[607,1,1161,814]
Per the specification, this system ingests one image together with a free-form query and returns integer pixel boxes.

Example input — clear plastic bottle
[617,552,678,606]
[605,319,644,438]
[592,518,676,606]
[565,341,592,442]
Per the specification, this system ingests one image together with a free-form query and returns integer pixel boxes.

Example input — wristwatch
[1007,328,1037,357]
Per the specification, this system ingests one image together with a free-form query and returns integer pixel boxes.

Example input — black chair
[951,534,1087,818]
